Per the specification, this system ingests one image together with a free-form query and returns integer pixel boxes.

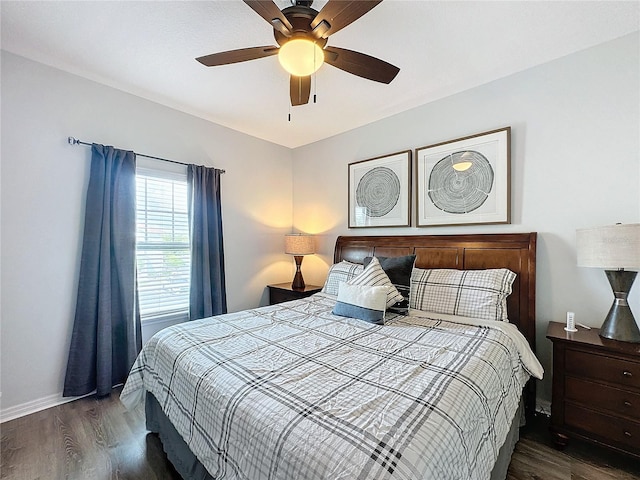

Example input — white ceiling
[2,1,639,148]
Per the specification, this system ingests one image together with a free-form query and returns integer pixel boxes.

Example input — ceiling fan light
[278,39,324,77]
[452,151,474,171]
[452,161,473,172]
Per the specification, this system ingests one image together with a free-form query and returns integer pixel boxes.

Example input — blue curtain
[188,164,227,319]
[63,144,141,397]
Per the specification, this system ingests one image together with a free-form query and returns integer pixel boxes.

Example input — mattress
[121,293,542,480]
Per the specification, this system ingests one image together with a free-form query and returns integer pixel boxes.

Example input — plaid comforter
[120,293,542,480]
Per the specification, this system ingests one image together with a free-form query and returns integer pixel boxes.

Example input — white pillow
[322,261,365,296]
[332,283,388,324]
[347,257,404,308]
[410,267,516,322]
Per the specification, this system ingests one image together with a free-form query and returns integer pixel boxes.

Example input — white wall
[0,51,293,418]
[291,33,640,406]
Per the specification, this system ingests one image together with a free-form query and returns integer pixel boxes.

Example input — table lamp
[576,223,640,343]
[285,234,315,290]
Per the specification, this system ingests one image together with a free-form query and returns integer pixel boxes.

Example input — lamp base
[599,270,640,343]
[291,255,305,290]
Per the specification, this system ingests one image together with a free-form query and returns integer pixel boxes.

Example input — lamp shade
[285,234,315,256]
[576,223,640,269]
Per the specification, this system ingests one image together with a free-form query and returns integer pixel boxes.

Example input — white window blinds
[136,168,190,320]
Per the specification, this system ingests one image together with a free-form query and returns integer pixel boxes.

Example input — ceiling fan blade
[324,46,399,84]
[243,0,293,36]
[290,75,311,106]
[196,46,279,67]
[310,0,382,38]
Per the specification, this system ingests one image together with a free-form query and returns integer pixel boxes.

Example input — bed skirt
[145,391,523,480]
[145,392,212,480]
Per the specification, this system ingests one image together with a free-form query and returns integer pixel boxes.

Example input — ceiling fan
[196,0,400,106]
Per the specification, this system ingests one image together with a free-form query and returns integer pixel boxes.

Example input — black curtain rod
[67,137,225,174]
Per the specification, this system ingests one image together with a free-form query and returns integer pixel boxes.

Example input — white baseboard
[0,391,92,423]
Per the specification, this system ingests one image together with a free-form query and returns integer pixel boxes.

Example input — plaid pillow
[322,261,364,296]
[410,268,516,322]
[347,257,405,308]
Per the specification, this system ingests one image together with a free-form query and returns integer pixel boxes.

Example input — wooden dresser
[547,321,640,458]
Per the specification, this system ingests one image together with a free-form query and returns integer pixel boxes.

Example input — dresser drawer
[565,404,640,453]
[565,376,640,421]
[565,349,640,389]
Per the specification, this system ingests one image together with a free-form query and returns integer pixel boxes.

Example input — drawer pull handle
[624,401,633,407]
[623,371,633,377]
[624,431,632,438]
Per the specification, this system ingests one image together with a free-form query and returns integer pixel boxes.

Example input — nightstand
[268,283,322,305]
[547,321,640,459]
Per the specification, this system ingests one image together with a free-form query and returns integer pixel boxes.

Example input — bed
[121,233,542,480]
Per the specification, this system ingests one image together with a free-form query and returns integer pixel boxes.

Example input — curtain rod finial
[68,136,78,145]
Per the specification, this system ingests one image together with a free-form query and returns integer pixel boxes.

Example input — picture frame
[415,127,511,227]
[348,150,411,228]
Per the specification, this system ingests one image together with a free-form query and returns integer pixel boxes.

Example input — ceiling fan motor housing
[274,6,328,47]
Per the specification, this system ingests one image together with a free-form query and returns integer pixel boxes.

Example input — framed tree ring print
[348,150,411,228]
[415,127,511,227]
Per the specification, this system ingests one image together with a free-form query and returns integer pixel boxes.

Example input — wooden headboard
[334,233,537,352]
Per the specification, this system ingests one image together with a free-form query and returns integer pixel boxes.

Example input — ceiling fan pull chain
[313,73,317,103]
[313,43,318,104]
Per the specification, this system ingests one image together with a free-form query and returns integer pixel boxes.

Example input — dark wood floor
[1,390,639,480]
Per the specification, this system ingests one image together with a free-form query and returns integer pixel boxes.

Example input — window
[136,168,190,320]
